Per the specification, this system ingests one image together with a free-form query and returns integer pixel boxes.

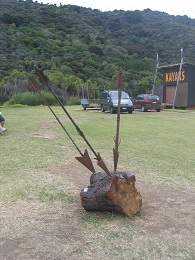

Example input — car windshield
[110,91,129,99]
[148,95,159,101]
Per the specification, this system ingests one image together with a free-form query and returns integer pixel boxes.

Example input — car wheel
[110,106,115,114]
[156,109,160,112]
[101,105,105,112]
[141,106,146,112]
[128,110,133,114]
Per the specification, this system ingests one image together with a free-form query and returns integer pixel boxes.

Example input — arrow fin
[75,149,95,173]
[97,153,111,176]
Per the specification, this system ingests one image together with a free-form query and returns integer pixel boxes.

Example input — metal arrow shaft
[33,66,98,157]
[32,67,111,176]
[28,76,83,156]
[113,69,124,173]
[28,76,96,174]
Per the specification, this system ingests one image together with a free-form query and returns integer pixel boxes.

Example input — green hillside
[0,0,195,101]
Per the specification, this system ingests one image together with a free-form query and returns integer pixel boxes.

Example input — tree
[45,71,64,87]
[62,75,84,96]
[4,69,26,94]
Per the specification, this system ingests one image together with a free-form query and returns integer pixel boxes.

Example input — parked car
[99,90,133,114]
[133,94,161,112]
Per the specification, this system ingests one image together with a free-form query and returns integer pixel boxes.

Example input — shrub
[0,92,9,105]
[3,103,29,108]
[8,91,66,106]
[41,90,66,106]
[4,98,16,105]
[12,92,41,106]
[66,96,80,106]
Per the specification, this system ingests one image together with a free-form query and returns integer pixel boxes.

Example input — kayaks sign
[165,70,185,82]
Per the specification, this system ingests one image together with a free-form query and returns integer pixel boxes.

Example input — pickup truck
[133,94,161,112]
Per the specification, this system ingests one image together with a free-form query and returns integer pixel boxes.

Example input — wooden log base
[80,171,142,217]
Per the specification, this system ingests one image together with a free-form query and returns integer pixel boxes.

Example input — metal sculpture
[28,67,142,216]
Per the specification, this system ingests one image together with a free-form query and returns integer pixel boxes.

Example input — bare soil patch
[1,162,194,260]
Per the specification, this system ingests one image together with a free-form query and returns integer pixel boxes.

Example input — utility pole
[173,48,184,109]
[152,53,159,94]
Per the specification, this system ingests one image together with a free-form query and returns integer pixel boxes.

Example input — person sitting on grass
[0,111,7,133]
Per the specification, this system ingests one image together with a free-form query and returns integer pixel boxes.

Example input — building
[157,63,195,109]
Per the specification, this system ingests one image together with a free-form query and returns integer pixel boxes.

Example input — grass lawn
[0,106,194,259]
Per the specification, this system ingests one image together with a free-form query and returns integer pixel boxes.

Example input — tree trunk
[80,171,142,217]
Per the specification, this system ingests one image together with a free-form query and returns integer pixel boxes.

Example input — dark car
[99,90,133,114]
[133,94,161,112]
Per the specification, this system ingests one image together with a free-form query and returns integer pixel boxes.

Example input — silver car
[99,90,133,114]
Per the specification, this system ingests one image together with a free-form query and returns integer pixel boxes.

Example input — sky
[36,0,195,19]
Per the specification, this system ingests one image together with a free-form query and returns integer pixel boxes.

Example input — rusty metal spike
[96,153,111,177]
[113,148,119,173]
[75,149,95,173]
[34,65,49,85]
[117,69,124,89]
[28,76,41,91]
[113,69,124,173]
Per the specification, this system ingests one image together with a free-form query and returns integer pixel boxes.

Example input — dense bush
[66,96,81,106]
[11,92,41,106]
[0,92,9,105]
[10,91,66,106]
[40,91,65,106]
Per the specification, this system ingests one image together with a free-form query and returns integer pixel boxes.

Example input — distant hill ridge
[0,0,194,95]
